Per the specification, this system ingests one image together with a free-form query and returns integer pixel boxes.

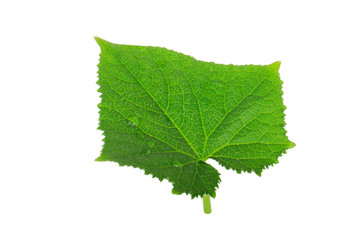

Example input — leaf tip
[288,141,296,149]
[94,36,109,48]
[95,156,105,162]
[209,191,216,198]
[271,61,281,71]
[94,36,101,43]
[171,188,182,195]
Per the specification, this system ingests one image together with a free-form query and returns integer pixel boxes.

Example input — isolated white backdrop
[1,0,359,239]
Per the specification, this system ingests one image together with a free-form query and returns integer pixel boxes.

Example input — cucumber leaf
[95,37,295,199]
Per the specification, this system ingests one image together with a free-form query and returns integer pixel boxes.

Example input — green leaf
[95,37,295,199]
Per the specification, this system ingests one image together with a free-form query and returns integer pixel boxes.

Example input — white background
[1,0,359,239]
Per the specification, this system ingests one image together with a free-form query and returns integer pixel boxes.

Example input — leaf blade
[95,37,294,198]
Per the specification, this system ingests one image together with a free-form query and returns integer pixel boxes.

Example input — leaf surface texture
[96,37,295,198]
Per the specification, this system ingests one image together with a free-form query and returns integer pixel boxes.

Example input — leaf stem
[202,194,211,214]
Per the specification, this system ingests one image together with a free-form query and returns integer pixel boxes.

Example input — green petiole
[202,194,211,214]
